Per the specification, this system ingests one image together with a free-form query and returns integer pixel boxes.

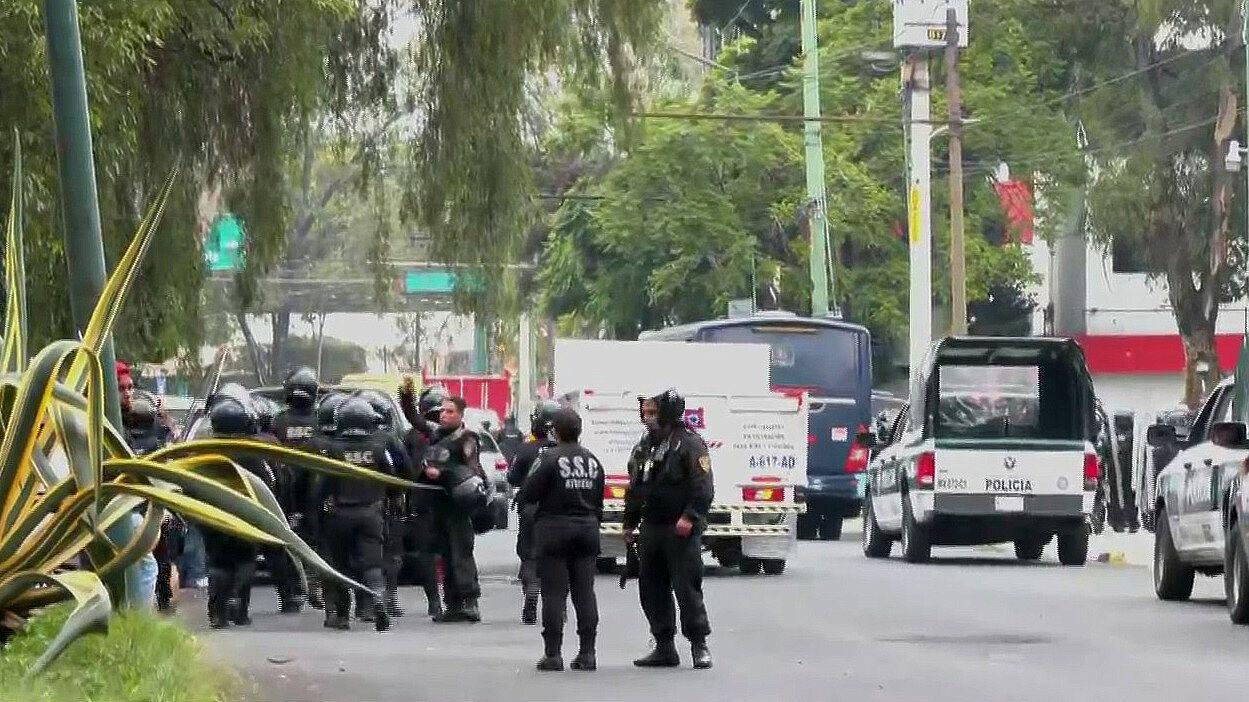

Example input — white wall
[1092,372,1185,414]
[1084,240,1249,335]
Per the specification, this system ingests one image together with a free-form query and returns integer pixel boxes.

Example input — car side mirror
[856,430,879,449]
[1210,421,1249,449]
[1147,424,1177,447]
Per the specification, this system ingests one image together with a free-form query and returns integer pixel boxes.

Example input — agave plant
[0,138,413,673]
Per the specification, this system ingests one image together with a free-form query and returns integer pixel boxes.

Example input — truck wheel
[862,499,892,559]
[819,516,843,541]
[738,558,762,575]
[1056,530,1088,566]
[595,557,618,575]
[796,514,819,540]
[761,559,786,575]
[1153,508,1194,601]
[1226,526,1249,624]
[1014,535,1047,561]
[900,499,930,563]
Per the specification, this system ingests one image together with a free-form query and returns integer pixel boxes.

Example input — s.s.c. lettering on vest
[558,454,601,490]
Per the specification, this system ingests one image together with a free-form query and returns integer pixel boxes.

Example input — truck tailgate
[933,440,1087,514]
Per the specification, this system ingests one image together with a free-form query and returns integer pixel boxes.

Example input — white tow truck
[554,339,808,575]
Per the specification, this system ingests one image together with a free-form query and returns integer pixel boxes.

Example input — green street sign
[404,269,457,294]
[205,214,244,272]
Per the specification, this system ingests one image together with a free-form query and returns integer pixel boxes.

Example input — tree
[538,0,1082,349]
[1074,0,1247,406]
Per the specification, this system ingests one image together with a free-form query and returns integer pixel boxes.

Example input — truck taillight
[742,486,785,502]
[916,452,936,488]
[495,458,508,472]
[844,424,870,474]
[1084,453,1100,490]
[808,433,817,446]
[604,474,629,500]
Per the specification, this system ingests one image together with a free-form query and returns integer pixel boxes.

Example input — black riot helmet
[551,406,582,443]
[639,388,685,427]
[418,385,448,421]
[210,398,256,436]
[284,367,319,407]
[336,397,378,438]
[358,391,393,431]
[255,397,277,434]
[530,400,561,441]
[318,392,348,434]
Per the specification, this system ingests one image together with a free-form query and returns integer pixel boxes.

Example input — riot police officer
[272,367,323,611]
[623,388,714,670]
[422,395,486,623]
[520,407,604,672]
[398,381,447,617]
[508,400,560,624]
[320,397,408,632]
[204,399,274,628]
[356,390,411,619]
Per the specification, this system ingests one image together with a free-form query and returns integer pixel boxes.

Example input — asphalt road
[194,524,1249,702]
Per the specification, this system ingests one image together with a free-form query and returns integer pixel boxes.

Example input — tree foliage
[1073,0,1247,404]
[538,0,1081,349]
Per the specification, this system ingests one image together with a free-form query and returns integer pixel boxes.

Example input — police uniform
[624,391,714,669]
[425,424,485,622]
[203,401,274,628]
[521,436,604,670]
[509,435,556,623]
[320,400,404,631]
[368,423,413,618]
[272,402,324,612]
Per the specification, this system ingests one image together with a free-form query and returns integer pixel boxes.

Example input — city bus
[639,311,873,540]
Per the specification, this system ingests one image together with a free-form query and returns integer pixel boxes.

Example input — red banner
[993,180,1034,244]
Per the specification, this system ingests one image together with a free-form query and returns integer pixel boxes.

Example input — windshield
[703,324,861,397]
[936,363,1082,441]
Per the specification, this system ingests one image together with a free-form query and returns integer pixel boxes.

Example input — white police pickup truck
[1149,376,1249,613]
[861,337,1100,565]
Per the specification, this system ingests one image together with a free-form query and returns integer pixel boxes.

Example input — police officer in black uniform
[398,381,448,617]
[273,367,323,610]
[508,400,560,624]
[520,407,605,672]
[320,397,408,632]
[422,395,486,623]
[204,399,274,628]
[356,390,411,619]
[623,388,714,670]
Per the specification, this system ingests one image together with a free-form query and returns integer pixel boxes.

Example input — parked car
[1148,376,1249,607]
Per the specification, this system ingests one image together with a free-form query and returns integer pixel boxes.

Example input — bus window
[702,325,861,397]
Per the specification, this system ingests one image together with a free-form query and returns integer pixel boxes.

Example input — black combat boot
[207,568,231,629]
[322,586,349,630]
[536,634,564,671]
[633,638,681,668]
[691,640,713,670]
[231,562,256,626]
[363,571,390,632]
[323,613,350,630]
[521,595,538,625]
[571,632,597,671]
[432,594,464,623]
[384,586,404,618]
[461,597,481,623]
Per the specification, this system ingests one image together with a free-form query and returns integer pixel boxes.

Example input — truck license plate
[995,496,1024,512]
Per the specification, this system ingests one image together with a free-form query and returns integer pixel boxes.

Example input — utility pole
[44,0,123,425]
[43,0,136,603]
[800,0,832,317]
[904,55,933,382]
[945,8,968,335]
